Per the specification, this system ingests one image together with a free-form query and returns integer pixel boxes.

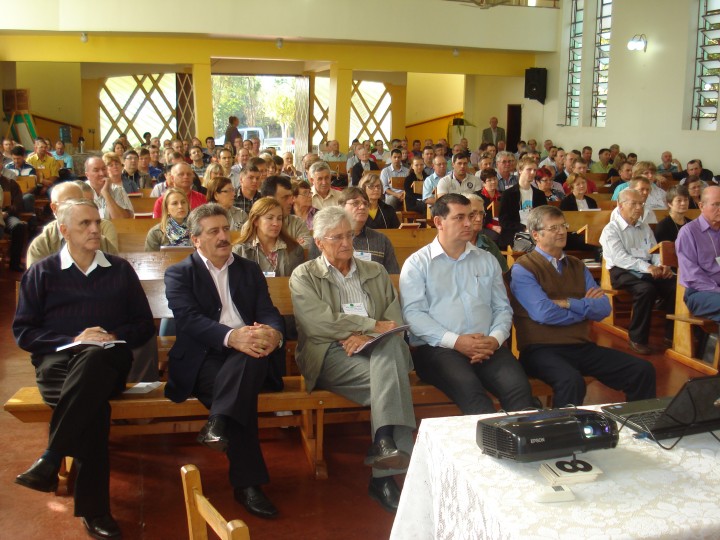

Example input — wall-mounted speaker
[524,68,547,104]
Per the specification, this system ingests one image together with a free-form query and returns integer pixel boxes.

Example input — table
[391,409,720,539]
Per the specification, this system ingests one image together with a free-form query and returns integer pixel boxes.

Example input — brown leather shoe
[629,341,652,355]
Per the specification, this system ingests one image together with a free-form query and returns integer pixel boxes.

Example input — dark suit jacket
[559,194,598,211]
[481,126,506,144]
[351,160,380,186]
[164,251,284,402]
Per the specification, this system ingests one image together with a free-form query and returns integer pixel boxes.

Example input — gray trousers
[316,337,416,478]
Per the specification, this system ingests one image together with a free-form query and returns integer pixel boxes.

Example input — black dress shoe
[197,416,228,452]
[364,436,410,470]
[369,476,401,513]
[233,486,278,519]
[81,514,122,539]
[15,458,60,493]
[629,340,652,355]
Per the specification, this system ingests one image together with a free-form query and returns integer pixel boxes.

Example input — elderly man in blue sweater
[13,198,154,540]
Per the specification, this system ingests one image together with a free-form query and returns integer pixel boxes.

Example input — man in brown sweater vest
[509,206,656,407]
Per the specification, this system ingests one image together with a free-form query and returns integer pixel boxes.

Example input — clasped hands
[454,333,499,364]
[648,265,673,279]
[228,323,282,358]
[340,320,397,356]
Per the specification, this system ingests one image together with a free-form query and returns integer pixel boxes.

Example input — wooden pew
[658,242,719,374]
[131,196,158,215]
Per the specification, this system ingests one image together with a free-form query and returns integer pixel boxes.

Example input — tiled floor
[0,269,704,539]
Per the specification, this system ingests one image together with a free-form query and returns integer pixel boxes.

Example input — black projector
[477,408,618,462]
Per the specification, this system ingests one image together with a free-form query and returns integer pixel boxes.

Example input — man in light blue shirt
[400,193,534,414]
[421,156,447,205]
[380,148,408,209]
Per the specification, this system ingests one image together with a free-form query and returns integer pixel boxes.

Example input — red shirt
[153,190,207,218]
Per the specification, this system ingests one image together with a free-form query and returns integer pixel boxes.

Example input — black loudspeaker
[524,68,547,104]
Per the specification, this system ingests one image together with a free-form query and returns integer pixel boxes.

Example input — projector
[477,408,618,462]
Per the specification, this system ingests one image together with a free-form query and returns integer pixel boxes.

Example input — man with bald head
[152,162,207,218]
[84,156,134,219]
[27,182,119,266]
[676,185,720,322]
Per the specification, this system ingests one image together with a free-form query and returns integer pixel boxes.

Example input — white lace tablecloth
[391,408,720,540]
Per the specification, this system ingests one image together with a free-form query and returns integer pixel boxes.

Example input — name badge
[342,303,369,317]
[354,251,372,262]
[263,271,276,278]
[631,248,647,258]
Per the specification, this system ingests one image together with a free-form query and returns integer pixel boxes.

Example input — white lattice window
[311,76,329,149]
[565,0,583,127]
[591,0,612,127]
[99,74,177,150]
[350,81,392,147]
[691,0,720,130]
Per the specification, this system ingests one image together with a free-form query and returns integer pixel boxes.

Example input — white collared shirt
[197,250,246,346]
[60,244,111,276]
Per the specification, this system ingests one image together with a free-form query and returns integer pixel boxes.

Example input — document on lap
[353,325,409,355]
[56,340,126,352]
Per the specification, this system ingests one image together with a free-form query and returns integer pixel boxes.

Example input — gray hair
[187,203,230,238]
[309,160,331,178]
[312,206,355,240]
[618,188,642,205]
[50,181,83,203]
[465,193,484,205]
[526,205,564,233]
[496,150,515,162]
[56,198,99,226]
[73,180,94,194]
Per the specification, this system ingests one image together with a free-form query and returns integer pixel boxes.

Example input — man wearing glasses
[510,206,656,407]
[495,151,518,191]
[600,189,676,355]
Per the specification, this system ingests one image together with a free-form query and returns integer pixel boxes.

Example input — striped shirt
[323,255,373,314]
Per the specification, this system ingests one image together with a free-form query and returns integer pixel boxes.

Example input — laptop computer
[601,376,720,440]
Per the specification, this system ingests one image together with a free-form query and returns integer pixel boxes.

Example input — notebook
[601,376,720,440]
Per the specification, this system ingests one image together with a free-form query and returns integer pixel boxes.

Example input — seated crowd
[6,122,720,539]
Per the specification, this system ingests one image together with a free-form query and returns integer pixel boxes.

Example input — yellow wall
[15,61,82,125]
[406,73,465,126]
[81,78,103,149]
[406,113,464,146]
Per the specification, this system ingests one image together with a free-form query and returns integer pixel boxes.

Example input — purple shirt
[676,214,720,292]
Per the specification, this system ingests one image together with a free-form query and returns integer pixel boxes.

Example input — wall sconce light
[80,32,88,43]
[627,34,647,52]
[452,48,459,57]
[276,38,284,49]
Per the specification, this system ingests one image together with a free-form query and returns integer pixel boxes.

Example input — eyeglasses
[622,201,645,208]
[365,184,382,190]
[539,222,570,233]
[218,189,234,194]
[345,200,369,208]
[323,232,355,242]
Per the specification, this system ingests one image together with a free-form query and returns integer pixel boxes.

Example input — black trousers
[1,216,28,267]
[520,343,656,408]
[413,345,535,414]
[35,345,132,518]
[609,267,676,344]
[192,347,283,489]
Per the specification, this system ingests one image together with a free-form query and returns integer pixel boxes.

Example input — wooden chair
[598,259,633,339]
[657,242,719,374]
[181,465,250,540]
[391,176,422,223]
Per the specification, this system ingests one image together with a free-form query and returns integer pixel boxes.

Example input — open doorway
[506,104,522,153]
